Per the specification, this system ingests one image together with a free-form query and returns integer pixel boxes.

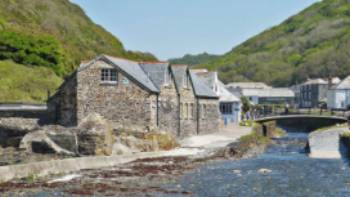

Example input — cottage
[48,55,220,137]
[193,71,241,125]
[297,78,340,108]
[327,76,350,110]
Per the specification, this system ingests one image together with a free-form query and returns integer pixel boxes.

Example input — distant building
[193,70,242,125]
[297,78,340,108]
[327,76,350,110]
[226,82,294,105]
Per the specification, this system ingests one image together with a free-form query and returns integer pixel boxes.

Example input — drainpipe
[156,95,159,127]
[177,94,181,137]
[196,98,200,135]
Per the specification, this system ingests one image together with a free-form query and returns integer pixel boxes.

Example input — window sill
[100,81,117,86]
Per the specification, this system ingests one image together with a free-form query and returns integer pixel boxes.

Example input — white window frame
[101,68,117,84]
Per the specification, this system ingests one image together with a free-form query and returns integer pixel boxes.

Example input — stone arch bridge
[255,115,347,132]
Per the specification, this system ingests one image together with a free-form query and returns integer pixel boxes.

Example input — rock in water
[258,168,272,174]
[77,113,115,156]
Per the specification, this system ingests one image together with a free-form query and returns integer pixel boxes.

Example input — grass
[341,132,350,138]
[0,60,62,103]
[239,124,270,145]
[239,120,254,127]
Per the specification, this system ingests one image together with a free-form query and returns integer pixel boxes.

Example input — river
[159,132,350,197]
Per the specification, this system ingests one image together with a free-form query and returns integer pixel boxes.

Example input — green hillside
[169,52,219,66]
[0,60,62,103]
[0,0,157,103]
[201,0,350,86]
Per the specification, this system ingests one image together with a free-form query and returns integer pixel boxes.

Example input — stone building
[48,55,219,137]
[193,70,242,125]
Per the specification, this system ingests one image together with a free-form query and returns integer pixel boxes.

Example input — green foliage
[341,132,350,138]
[239,120,254,127]
[241,96,251,113]
[0,30,66,75]
[239,128,270,145]
[0,60,62,103]
[169,52,219,66]
[0,0,157,102]
[200,0,350,86]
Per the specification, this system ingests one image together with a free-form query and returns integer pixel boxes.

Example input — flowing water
[160,132,350,197]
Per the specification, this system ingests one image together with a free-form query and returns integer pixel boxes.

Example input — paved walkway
[180,125,251,149]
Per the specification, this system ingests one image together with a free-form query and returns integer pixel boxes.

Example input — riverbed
[2,132,350,196]
[161,132,350,196]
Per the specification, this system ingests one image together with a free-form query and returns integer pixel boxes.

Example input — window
[180,103,184,119]
[188,103,195,120]
[191,103,195,119]
[101,69,117,83]
[220,103,233,115]
[185,103,189,120]
[201,104,206,119]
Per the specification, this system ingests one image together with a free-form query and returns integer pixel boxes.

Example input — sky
[72,0,320,60]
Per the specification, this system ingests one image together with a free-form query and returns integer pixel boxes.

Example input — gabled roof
[189,70,218,99]
[171,65,188,89]
[79,55,159,93]
[139,62,169,90]
[194,71,216,90]
[333,76,350,90]
[302,78,327,85]
[217,80,240,102]
[194,71,239,102]
[241,88,294,98]
[226,82,271,89]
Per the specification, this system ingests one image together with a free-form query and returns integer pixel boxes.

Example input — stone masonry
[48,55,220,138]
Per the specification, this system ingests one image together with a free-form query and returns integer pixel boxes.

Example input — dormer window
[101,69,117,83]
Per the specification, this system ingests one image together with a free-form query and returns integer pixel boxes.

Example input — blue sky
[72,0,319,60]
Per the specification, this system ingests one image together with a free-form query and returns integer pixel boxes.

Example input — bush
[0,30,67,75]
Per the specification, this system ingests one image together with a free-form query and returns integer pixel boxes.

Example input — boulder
[19,129,76,156]
[77,113,115,156]
[0,118,39,148]
[112,142,136,155]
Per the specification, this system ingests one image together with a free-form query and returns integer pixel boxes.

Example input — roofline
[100,55,160,94]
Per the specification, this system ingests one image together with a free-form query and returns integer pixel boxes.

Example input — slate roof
[79,55,159,93]
[226,82,271,90]
[194,71,239,102]
[189,70,218,98]
[139,62,169,90]
[333,76,350,90]
[171,65,188,89]
[241,88,294,98]
[77,55,218,98]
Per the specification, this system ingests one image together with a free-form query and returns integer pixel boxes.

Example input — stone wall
[76,61,157,131]
[179,86,197,138]
[158,83,179,137]
[47,75,78,126]
[198,99,220,134]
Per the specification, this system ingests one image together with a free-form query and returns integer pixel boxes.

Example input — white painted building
[193,70,242,125]
[327,76,350,110]
[226,82,294,105]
